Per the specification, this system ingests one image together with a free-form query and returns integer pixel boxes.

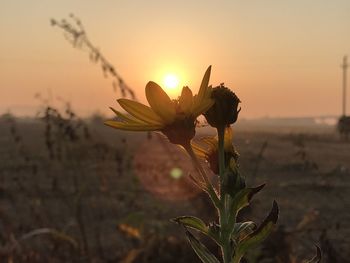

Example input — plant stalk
[217,125,232,263]
[184,143,220,209]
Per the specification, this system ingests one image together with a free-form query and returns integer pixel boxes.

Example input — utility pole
[341,56,348,116]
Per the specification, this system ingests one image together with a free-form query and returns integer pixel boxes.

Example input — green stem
[184,143,220,209]
[217,126,231,263]
[217,127,225,197]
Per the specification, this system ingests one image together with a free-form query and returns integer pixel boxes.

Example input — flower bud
[206,147,239,175]
[221,158,246,198]
[204,84,241,128]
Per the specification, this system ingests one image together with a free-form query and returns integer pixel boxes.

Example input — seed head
[204,84,241,128]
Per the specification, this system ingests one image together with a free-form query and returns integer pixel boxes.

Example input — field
[0,113,349,263]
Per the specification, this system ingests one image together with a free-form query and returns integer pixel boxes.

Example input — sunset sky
[1,0,350,118]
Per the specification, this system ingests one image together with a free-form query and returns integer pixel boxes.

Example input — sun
[154,69,185,98]
[163,74,180,90]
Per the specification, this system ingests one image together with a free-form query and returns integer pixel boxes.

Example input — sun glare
[154,68,187,98]
[163,74,180,90]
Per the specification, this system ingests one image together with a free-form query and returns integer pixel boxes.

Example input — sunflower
[105,66,214,146]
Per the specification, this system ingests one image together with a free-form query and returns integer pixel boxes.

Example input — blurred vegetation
[1,106,349,262]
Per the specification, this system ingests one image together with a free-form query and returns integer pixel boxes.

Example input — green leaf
[304,246,321,263]
[173,216,221,245]
[228,185,265,233]
[232,221,256,240]
[207,222,221,245]
[228,184,265,232]
[233,201,279,262]
[185,231,220,263]
[230,184,265,214]
[172,216,208,235]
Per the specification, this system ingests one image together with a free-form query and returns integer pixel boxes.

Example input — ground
[0,116,349,262]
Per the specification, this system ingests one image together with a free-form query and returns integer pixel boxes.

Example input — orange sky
[1,1,350,118]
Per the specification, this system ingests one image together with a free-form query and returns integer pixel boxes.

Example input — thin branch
[51,14,136,99]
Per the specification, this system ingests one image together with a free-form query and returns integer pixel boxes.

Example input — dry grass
[0,113,349,262]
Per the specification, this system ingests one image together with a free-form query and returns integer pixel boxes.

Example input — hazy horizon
[1,1,350,118]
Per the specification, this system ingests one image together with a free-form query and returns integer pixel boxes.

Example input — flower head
[105,66,214,146]
[204,84,241,129]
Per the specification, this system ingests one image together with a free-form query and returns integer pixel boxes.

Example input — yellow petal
[205,84,213,99]
[192,98,214,117]
[104,120,162,131]
[179,86,193,115]
[145,81,176,124]
[109,107,145,124]
[191,142,207,159]
[118,99,163,125]
[201,137,218,150]
[197,66,212,102]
